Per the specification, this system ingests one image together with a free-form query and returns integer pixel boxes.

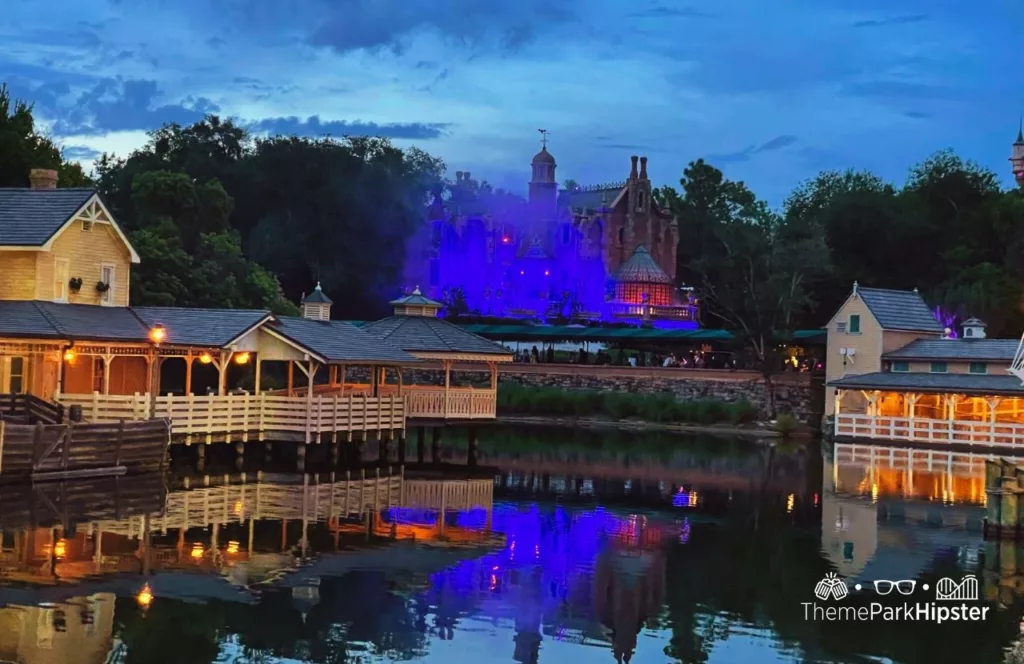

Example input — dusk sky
[3,0,1023,204]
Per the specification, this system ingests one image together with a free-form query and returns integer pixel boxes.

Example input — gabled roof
[133,307,272,347]
[613,245,672,284]
[560,185,623,212]
[882,338,1018,362]
[0,188,95,246]
[361,316,513,357]
[829,371,1024,396]
[830,286,943,333]
[270,317,418,365]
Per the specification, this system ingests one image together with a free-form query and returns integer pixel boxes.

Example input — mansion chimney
[300,282,333,320]
[639,156,648,180]
[29,168,58,190]
[629,155,639,180]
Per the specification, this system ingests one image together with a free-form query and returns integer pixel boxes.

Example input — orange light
[233,500,243,515]
[234,352,251,365]
[137,583,153,608]
[227,541,240,554]
[190,543,204,559]
[148,324,166,345]
[54,539,67,559]
[63,349,76,363]
[198,352,213,365]
[786,494,795,513]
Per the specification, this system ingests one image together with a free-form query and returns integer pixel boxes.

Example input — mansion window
[930,362,948,373]
[969,362,988,375]
[892,361,909,372]
[848,314,860,334]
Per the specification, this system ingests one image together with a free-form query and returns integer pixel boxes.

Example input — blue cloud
[248,115,451,139]
[63,145,101,160]
[0,0,1020,204]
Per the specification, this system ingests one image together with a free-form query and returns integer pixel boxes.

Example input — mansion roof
[0,187,96,246]
[882,338,1019,362]
[613,245,672,284]
[855,287,943,333]
[829,371,1024,396]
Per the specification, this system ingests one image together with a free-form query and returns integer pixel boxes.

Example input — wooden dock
[0,412,170,482]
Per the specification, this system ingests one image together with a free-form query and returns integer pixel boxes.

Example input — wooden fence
[0,418,170,481]
[287,384,498,420]
[56,392,406,444]
[0,393,66,424]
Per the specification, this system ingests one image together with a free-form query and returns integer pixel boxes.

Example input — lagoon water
[0,426,1020,664]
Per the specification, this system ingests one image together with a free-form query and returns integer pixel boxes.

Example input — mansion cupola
[1012,121,1024,187]
[391,287,442,317]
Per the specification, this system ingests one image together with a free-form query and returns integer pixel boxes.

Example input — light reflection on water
[0,430,1022,662]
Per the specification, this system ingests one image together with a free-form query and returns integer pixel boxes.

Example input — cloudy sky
[3,0,1022,204]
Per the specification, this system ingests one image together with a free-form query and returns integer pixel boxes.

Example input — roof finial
[314,281,322,291]
[852,280,859,295]
[538,128,548,150]
[913,286,919,293]
[413,285,422,295]
[1017,116,1023,144]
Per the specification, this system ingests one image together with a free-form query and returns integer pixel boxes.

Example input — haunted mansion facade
[403,142,697,328]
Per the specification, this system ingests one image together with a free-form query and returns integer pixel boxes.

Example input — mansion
[402,141,698,328]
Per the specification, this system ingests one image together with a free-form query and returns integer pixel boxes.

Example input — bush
[496,385,766,426]
[773,413,799,436]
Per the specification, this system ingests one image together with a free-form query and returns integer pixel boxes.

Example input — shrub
[496,385,766,426]
[773,413,799,436]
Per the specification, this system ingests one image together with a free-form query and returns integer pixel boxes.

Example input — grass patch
[497,383,761,426]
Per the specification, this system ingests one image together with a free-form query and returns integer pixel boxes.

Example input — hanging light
[148,323,166,345]
[234,352,251,365]
[190,543,204,559]
[136,583,153,608]
[226,541,240,554]
[54,539,67,559]
[62,349,76,363]
[198,352,213,365]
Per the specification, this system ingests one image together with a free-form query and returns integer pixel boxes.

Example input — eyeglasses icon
[873,580,916,596]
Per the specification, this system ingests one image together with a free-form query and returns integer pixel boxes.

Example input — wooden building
[0,170,506,447]
[826,283,1024,449]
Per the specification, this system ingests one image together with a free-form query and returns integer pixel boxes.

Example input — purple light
[933,306,958,338]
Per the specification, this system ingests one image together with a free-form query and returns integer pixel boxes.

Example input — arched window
[637,191,646,210]
[617,228,624,246]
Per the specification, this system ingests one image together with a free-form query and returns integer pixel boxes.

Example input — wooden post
[185,353,194,396]
[397,368,403,396]
[339,365,346,395]
[254,357,262,395]
[217,351,232,396]
[287,362,294,397]
[0,419,4,475]
[371,365,379,397]
[443,361,451,419]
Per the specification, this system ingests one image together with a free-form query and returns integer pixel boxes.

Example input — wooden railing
[835,413,1024,449]
[0,418,169,479]
[56,392,406,443]
[0,393,66,424]
[284,385,497,420]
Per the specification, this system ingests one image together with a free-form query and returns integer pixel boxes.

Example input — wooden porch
[296,383,498,420]
[835,388,1024,449]
[55,391,405,444]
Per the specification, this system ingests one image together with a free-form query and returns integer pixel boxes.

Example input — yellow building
[826,283,1024,448]
[0,169,509,444]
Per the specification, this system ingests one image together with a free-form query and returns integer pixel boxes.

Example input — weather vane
[538,128,549,149]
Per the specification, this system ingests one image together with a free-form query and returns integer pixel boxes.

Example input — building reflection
[822,442,996,584]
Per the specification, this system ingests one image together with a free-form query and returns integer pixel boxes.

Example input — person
[530,346,539,363]
[546,346,555,363]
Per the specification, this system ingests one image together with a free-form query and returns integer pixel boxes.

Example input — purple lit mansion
[402,140,699,328]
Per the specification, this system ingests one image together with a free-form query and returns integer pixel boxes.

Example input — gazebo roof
[613,245,672,284]
[361,316,512,358]
[390,287,441,308]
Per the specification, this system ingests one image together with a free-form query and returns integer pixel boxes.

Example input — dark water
[0,427,1022,664]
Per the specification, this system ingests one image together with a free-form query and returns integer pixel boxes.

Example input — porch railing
[56,392,405,443]
[835,413,1024,449]
[280,384,498,420]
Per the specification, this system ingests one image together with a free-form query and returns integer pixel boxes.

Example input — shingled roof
[850,286,943,333]
[613,245,672,284]
[270,317,419,365]
[133,307,272,347]
[0,301,149,341]
[829,371,1024,397]
[0,188,96,246]
[361,316,513,357]
[882,338,1019,362]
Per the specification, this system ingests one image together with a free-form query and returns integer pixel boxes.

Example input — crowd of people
[511,345,821,372]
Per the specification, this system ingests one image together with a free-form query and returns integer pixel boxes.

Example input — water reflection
[6,432,1024,662]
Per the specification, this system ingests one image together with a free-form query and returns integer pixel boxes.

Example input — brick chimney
[639,156,648,180]
[629,155,639,180]
[29,169,58,190]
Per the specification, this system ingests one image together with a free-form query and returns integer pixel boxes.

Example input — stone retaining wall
[347,365,819,423]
